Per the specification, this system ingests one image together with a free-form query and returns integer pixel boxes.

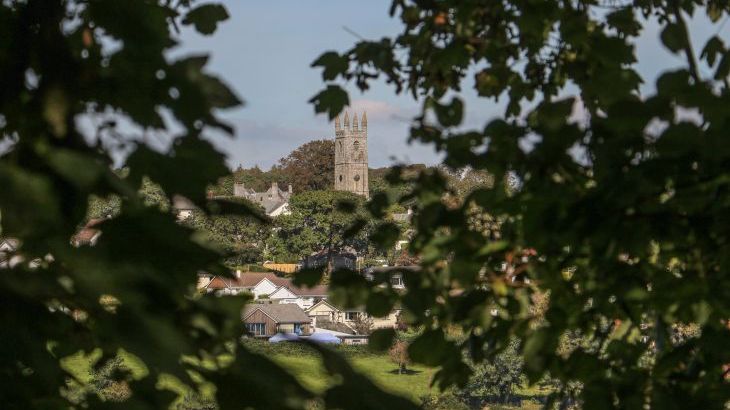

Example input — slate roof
[234,182,292,217]
[204,272,289,290]
[285,284,329,297]
[235,272,290,288]
[243,303,311,323]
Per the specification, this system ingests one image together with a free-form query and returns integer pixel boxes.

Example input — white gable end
[269,286,298,300]
[252,278,279,299]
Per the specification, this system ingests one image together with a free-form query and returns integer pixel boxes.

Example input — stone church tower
[334,111,369,198]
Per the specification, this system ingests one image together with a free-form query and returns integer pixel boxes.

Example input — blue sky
[176,1,725,169]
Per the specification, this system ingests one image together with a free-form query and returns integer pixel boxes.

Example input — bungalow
[306,299,401,332]
[268,284,328,310]
[242,303,312,337]
[199,271,289,297]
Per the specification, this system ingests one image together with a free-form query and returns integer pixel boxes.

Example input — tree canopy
[267,190,368,263]
[0,1,412,409]
[277,139,335,192]
[311,0,730,408]
[3,0,730,409]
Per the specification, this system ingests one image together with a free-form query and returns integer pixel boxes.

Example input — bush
[420,392,469,410]
[388,340,410,374]
[458,339,524,405]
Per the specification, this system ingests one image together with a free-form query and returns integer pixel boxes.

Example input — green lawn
[271,353,438,402]
[61,344,544,409]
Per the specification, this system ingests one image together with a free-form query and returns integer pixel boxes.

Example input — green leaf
[312,51,349,81]
[370,222,400,249]
[309,85,349,120]
[408,329,451,366]
[126,135,229,206]
[368,329,396,352]
[182,4,230,35]
[292,266,325,287]
[660,23,686,54]
[714,51,730,80]
[606,7,640,36]
[700,36,725,67]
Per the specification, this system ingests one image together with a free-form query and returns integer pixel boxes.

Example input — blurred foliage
[0,1,415,409]
[310,0,730,408]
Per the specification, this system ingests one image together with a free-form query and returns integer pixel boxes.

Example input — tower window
[339,175,343,182]
[353,141,360,151]
[354,174,360,181]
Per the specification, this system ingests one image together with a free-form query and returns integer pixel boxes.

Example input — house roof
[72,219,104,246]
[306,299,337,312]
[243,303,311,323]
[287,284,328,297]
[235,272,289,288]
[206,276,233,290]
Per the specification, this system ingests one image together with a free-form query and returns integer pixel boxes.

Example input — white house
[306,299,401,332]
[251,277,285,299]
[268,284,329,310]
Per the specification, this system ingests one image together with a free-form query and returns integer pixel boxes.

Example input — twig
[672,2,700,83]
[342,25,366,41]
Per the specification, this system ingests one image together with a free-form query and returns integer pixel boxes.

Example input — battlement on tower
[334,111,367,139]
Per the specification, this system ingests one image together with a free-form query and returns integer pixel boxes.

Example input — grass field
[61,343,545,409]
[271,353,438,402]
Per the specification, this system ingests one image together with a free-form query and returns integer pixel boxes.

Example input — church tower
[334,111,369,198]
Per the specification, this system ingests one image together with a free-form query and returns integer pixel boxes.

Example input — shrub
[388,340,410,374]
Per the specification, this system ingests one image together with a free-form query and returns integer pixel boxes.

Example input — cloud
[348,99,412,122]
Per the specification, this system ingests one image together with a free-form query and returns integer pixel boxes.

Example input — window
[354,174,360,181]
[339,175,343,182]
[246,323,265,336]
[353,140,360,151]
[390,275,403,287]
[345,311,360,321]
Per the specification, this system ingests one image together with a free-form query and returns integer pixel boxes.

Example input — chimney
[271,181,278,192]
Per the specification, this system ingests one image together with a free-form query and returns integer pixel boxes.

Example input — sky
[174,1,726,170]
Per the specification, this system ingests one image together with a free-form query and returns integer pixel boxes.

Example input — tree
[278,140,335,192]
[389,340,410,375]
[0,1,416,409]
[459,339,524,405]
[351,314,374,335]
[182,199,269,267]
[267,190,367,265]
[311,1,730,408]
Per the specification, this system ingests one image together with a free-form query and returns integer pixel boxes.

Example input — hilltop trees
[277,140,335,192]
